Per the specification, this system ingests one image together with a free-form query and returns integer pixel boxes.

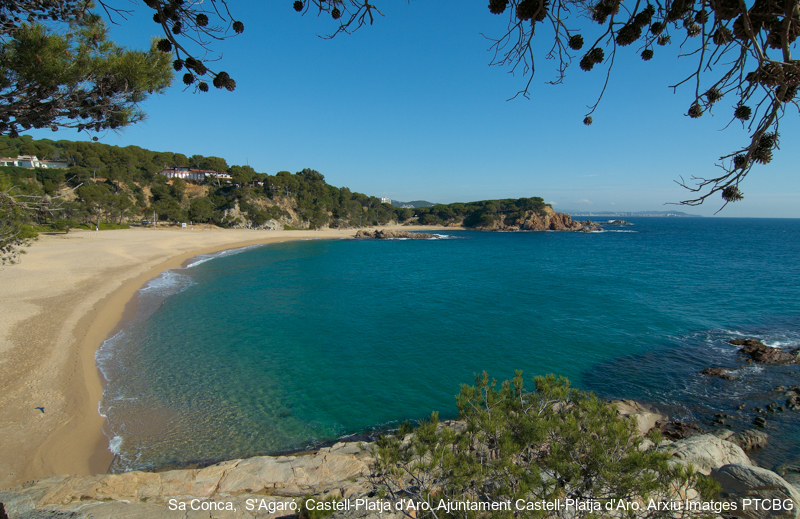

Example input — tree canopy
[0,5,172,139]
[1,0,798,207]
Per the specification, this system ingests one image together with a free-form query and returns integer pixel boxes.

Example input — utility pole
[153,209,156,228]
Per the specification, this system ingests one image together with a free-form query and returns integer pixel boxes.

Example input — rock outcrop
[353,229,438,240]
[699,367,738,380]
[0,443,373,519]
[660,434,752,475]
[779,386,800,411]
[715,429,770,452]
[732,339,800,364]
[611,399,665,437]
[657,420,705,440]
[472,206,603,232]
[711,464,800,519]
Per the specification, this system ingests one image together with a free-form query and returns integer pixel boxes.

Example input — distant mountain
[391,200,437,208]
[564,210,702,217]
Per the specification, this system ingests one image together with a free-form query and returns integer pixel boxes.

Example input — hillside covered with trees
[0,136,551,236]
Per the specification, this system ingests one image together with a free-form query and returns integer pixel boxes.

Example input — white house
[158,167,232,182]
[0,155,68,168]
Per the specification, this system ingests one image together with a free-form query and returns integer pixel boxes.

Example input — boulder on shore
[611,399,664,437]
[711,464,800,519]
[660,434,752,475]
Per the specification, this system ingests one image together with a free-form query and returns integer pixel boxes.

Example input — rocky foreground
[2,402,799,519]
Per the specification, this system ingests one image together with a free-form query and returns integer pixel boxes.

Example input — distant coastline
[566,210,702,217]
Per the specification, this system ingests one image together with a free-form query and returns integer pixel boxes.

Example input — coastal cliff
[3,405,799,519]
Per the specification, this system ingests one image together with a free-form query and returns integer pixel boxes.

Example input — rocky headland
[3,402,799,519]
[471,207,603,232]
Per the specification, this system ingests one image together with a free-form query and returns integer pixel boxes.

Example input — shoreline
[0,225,449,488]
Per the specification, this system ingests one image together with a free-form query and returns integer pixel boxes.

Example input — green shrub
[371,372,719,519]
[297,494,340,519]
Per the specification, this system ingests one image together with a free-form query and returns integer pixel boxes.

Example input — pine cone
[580,54,595,71]
[196,13,209,26]
[705,87,722,103]
[156,38,172,52]
[722,186,744,201]
[758,132,777,149]
[650,21,665,34]
[568,34,584,50]
[752,146,772,164]
[592,0,619,23]
[733,154,748,168]
[759,61,784,86]
[488,0,509,14]
[732,15,749,40]
[781,85,798,102]
[331,7,341,19]
[711,0,740,20]
[294,1,303,12]
[182,73,193,85]
[616,24,642,45]
[641,48,654,60]
[186,58,207,75]
[666,0,692,22]
[172,22,182,34]
[657,34,671,45]
[686,22,702,36]
[713,26,733,44]
[783,62,800,86]
[173,59,184,71]
[213,71,230,89]
[688,103,703,118]
[198,82,209,92]
[633,7,653,27]
[517,0,548,21]
[233,20,244,33]
[734,104,752,120]
[589,47,604,63]
[583,116,593,125]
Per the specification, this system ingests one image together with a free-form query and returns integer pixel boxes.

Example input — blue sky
[26,2,800,217]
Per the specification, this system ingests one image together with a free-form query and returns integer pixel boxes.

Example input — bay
[97,217,800,472]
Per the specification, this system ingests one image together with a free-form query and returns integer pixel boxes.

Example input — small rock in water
[733,338,800,364]
[753,416,768,428]
[699,367,737,380]
[657,420,705,440]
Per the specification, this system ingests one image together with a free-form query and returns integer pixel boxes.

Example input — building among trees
[158,167,232,183]
[0,156,68,168]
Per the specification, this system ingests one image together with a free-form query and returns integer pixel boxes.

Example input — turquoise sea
[97,218,800,473]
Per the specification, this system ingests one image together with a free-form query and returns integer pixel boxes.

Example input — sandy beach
[0,225,445,489]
